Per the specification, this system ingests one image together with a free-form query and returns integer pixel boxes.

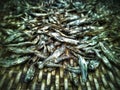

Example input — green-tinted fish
[78,55,88,82]
[0,56,30,67]
[94,49,112,69]
[24,64,36,82]
[99,42,120,66]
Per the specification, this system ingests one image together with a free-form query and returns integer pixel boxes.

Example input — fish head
[88,60,100,70]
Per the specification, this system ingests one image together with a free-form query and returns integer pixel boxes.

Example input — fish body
[55,56,71,63]
[94,49,112,69]
[45,63,62,67]
[24,65,36,82]
[49,32,79,45]
[37,45,65,69]
[99,42,120,66]
[0,56,30,67]
[78,55,88,82]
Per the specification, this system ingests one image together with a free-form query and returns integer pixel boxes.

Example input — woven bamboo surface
[0,60,120,90]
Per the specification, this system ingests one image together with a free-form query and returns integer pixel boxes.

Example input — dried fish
[66,18,90,26]
[8,47,34,54]
[53,29,75,38]
[6,36,39,46]
[24,64,36,82]
[45,45,66,61]
[65,64,80,70]
[30,12,53,17]
[0,56,30,67]
[45,63,62,68]
[94,49,112,69]
[37,45,65,69]
[4,32,23,43]
[69,27,83,34]
[48,32,79,45]
[66,66,81,74]
[99,42,120,66]
[66,60,99,72]
[64,14,80,22]
[102,56,112,69]
[55,55,72,63]
[8,47,46,59]
[78,55,88,82]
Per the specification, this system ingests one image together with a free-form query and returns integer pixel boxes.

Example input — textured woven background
[0,60,120,90]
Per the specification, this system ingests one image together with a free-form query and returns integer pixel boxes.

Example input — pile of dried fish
[0,0,120,85]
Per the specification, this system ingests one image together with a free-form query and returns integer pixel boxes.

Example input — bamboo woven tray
[0,61,120,90]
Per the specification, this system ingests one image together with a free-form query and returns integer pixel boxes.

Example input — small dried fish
[48,32,79,45]
[45,62,62,68]
[6,36,39,46]
[0,56,30,67]
[66,66,81,74]
[94,49,112,69]
[66,59,99,72]
[65,64,80,70]
[37,45,65,69]
[8,47,46,59]
[6,41,36,47]
[30,12,53,17]
[102,56,112,69]
[66,18,89,26]
[46,45,66,60]
[8,47,34,54]
[24,64,36,82]
[4,32,23,43]
[38,26,50,31]
[78,55,88,82]
[64,14,80,22]
[69,27,83,34]
[55,55,72,63]
[75,44,89,49]
[99,42,120,66]
[53,29,75,38]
